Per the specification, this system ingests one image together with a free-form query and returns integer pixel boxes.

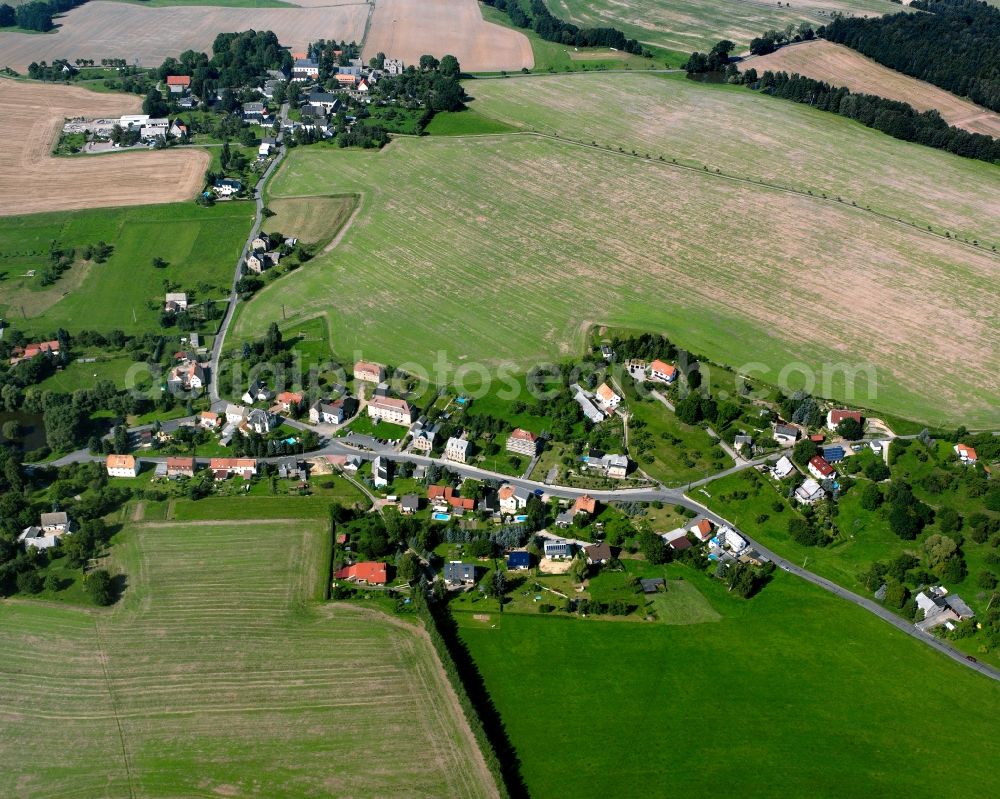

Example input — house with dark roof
[774,423,799,445]
[584,542,613,565]
[507,551,532,570]
[444,562,476,586]
[400,494,419,515]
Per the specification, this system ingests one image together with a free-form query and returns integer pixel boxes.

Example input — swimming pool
[432,512,451,521]
[514,515,528,523]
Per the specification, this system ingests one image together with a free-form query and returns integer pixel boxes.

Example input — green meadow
[0,517,493,798]
[456,566,1000,798]
[0,202,252,335]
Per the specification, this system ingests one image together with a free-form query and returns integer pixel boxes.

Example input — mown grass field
[455,566,1000,798]
[548,0,905,52]
[469,72,1000,250]
[266,195,357,248]
[233,132,998,428]
[0,518,495,798]
[0,202,252,335]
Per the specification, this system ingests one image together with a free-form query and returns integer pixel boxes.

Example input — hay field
[550,0,904,52]
[0,1,369,71]
[234,136,999,427]
[0,79,207,215]
[363,0,533,73]
[748,40,1000,137]
[468,73,1000,248]
[268,194,357,247]
[0,520,496,798]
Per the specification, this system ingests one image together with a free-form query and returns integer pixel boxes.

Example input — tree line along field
[455,568,1000,798]
[746,39,1000,138]
[234,134,999,428]
[547,0,906,53]
[0,518,497,798]
[0,202,252,335]
[467,73,1000,250]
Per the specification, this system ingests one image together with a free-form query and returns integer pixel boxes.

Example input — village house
[166,456,195,478]
[795,477,826,504]
[544,539,574,560]
[734,433,753,452]
[275,391,303,414]
[167,361,205,392]
[827,409,863,429]
[507,551,532,570]
[586,452,629,479]
[18,512,73,551]
[258,137,276,157]
[772,455,795,479]
[310,397,353,425]
[372,455,392,488]
[277,458,308,481]
[690,518,714,542]
[334,561,387,585]
[292,57,319,81]
[556,494,597,527]
[225,404,248,425]
[409,418,439,452]
[242,380,274,404]
[199,411,222,430]
[808,455,836,481]
[649,359,678,383]
[595,382,621,411]
[353,360,386,383]
[213,178,242,197]
[915,587,975,632]
[400,494,419,515]
[572,384,606,424]
[670,536,692,552]
[305,91,343,114]
[954,443,978,464]
[444,562,476,586]
[506,428,539,457]
[243,408,276,435]
[10,340,60,365]
[209,458,257,480]
[335,72,358,89]
[384,58,405,76]
[106,454,139,478]
[139,118,169,140]
[445,436,470,463]
[368,396,414,426]
[774,423,799,445]
[165,75,190,94]
[428,485,475,513]
[245,251,280,274]
[498,484,530,515]
[584,542,613,566]
[164,292,188,313]
[169,119,188,138]
[242,101,268,125]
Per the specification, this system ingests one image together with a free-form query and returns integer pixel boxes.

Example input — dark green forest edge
[482,0,650,55]
[685,0,1000,169]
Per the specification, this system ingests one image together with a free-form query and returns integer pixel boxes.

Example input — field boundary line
[93,618,136,798]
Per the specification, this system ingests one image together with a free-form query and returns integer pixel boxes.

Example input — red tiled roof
[809,455,835,478]
[106,454,135,469]
[166,457,194,470]
[669,536,692,550]
[696,519,713,538]
[509,428,537,442]
[166,75,191,86]
[334,561,387,584]
[829,409,863,426]
[650,359,675,377]
[573,495,596,515]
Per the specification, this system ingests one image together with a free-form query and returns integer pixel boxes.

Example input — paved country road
[37,431,1000,683]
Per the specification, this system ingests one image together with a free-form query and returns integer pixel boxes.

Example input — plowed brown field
[0,79,208,216]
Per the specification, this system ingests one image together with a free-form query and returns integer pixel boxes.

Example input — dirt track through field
[747,40,1000,137]
[0,79,208,216]
[0,1,369,71]
[363,0,533,72]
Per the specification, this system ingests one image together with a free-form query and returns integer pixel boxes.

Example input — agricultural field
[0,1,369,71]
[266,195,358,249]
[0,79,208,216]
[747,40,1000,137]
[548,0,905,52]
[234,134,999,428]
[468,72,1000,249]
[0,518,497,798]
[455,567,1000,798]
[363,0,534,73]
[0,202,252,335]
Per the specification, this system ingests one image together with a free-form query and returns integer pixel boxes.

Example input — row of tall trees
[743,69,1000,165]
[822,0,1000,113]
